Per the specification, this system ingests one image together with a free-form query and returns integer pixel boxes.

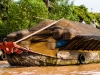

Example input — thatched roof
[7,19,100,42]
[6,19,100,56]
[29,19,100,35]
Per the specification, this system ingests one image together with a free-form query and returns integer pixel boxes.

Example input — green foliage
[8,0,48,33]
[74,5,89,22]
[73,5,100,24]
[0,20,6,38]
[48,0,77,20]
[0,0,8,39]
[0,0,8,21]
[94,13,100,26]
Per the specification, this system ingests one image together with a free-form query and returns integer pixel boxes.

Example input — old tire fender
[78,54,85,64]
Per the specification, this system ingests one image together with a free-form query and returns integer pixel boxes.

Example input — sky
[70,0,100,13]
[13,0,100,13]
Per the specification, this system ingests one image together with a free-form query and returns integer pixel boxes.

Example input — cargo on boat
[0,18,100,66]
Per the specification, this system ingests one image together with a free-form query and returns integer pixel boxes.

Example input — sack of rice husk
[63,28,76,40]
[16,29,30,40]
[57,51,70,59]
[6,32,17,41]
[47,39,56,50]
[52,29,64,40]
[20,40,31,48]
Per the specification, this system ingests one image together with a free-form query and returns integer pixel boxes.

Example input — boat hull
[6,51,100,66]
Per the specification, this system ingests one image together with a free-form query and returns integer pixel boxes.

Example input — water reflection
[0,61,10,68]
[0,61,100,75]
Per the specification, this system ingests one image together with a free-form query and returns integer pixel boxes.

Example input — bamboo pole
[15,18,64,43]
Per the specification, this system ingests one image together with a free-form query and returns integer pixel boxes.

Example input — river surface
[0,61,100,75]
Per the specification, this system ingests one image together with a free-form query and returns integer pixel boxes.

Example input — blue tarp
[56,40,68,48]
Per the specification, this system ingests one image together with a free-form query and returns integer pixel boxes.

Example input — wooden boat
[1,18,100,66]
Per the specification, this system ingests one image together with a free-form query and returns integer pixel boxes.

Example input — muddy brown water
[0,61,100,75]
